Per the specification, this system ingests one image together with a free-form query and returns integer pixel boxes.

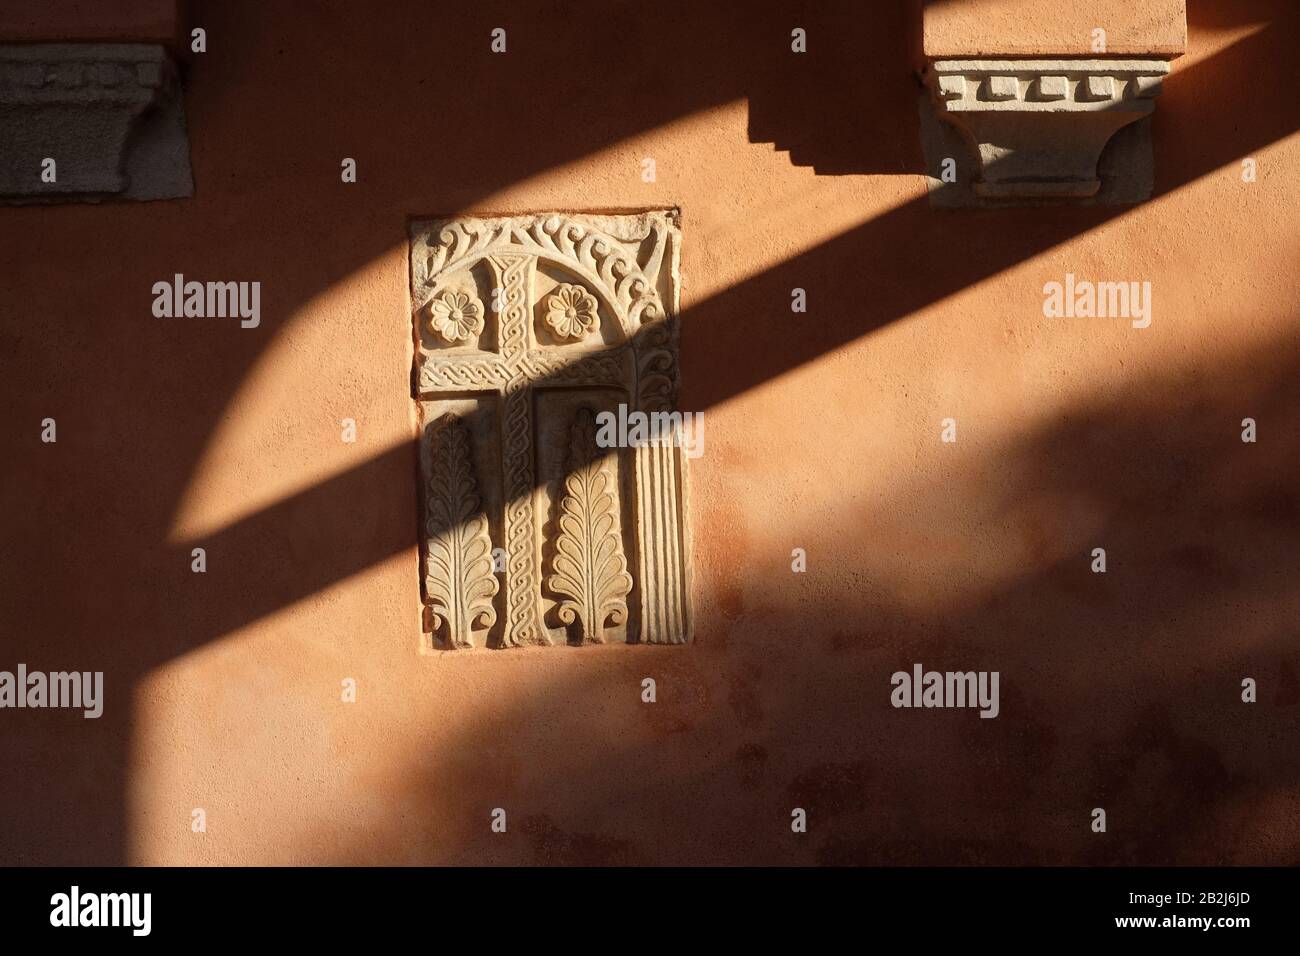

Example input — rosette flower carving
[429,290,484,343]
[544,283,600,340]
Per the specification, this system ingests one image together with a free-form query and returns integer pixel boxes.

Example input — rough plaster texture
[0,0,180,46]
[922,0,1187,57]
[1,0,1298,866]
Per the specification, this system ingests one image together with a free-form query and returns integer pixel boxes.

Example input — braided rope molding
[491,254,551,647]
[419,350,628,392]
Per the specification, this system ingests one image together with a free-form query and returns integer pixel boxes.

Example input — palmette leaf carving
[424,415,498,648]
[547,408,633,643]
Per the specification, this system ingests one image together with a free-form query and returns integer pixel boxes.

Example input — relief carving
[0,44,193,203]
[428,290,485,343]
[547,409,633,643]
[544,283,600,340]
[922,58,1172,205]
[423,415,498,649]
[411,210,691,649]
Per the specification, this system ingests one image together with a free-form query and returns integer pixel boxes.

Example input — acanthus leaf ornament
[424,414,498,648]
[547,408,633,643]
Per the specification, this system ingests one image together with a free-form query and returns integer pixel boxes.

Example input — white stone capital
[926,58,1171,200]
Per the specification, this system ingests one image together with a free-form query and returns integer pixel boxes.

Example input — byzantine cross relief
[410,211,692,649]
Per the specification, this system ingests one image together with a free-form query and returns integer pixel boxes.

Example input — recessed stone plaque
[410,211,692,649]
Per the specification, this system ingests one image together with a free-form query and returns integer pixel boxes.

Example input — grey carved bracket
[922,58,1171,205]
[0,44,193,203]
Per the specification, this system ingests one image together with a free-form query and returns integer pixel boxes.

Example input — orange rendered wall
[0,0,180,46]
[1,0,1297,865]
[923,0,1188,56]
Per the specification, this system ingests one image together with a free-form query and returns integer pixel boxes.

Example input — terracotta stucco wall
[2,0,1297,865]
[0,0,180,46]
[923,0,1188,57]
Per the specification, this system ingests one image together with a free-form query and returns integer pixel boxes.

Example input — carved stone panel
[411,211,691,649]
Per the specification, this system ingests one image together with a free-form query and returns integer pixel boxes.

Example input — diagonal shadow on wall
[0,0,1297,864]
[204,317,1300,865]
[155,2,1300,658]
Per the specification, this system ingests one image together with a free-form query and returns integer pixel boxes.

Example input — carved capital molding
[0,43,193,203]
[924,58,1171,201]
